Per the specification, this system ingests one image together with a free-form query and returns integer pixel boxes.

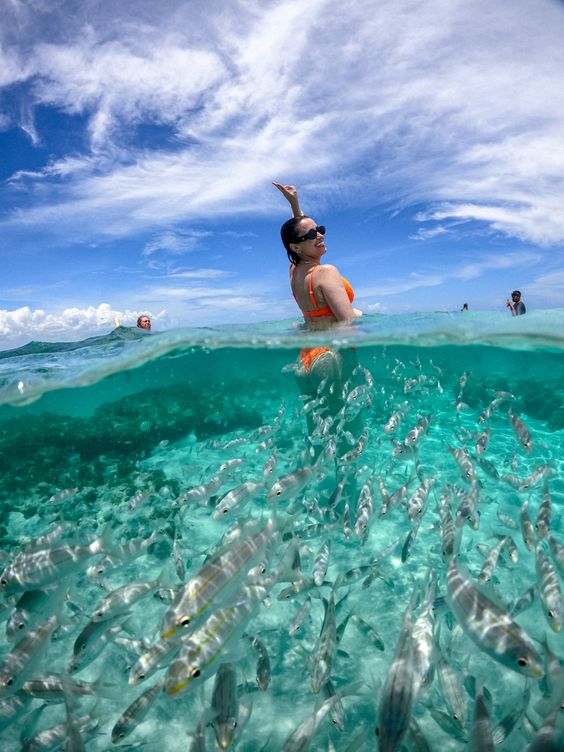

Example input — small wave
[1,311,564,407]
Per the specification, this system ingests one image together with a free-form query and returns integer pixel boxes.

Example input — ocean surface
[0,311,563,751]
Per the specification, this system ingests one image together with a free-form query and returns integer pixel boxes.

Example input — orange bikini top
[290,264,355,318]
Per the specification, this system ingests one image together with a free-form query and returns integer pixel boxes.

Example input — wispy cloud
[166,268,232,280]
[2,0,564,247]
[359,251,541,299]
[143,230,211,256]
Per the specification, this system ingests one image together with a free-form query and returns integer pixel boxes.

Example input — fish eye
[222,509,228,514]
[191,668,200,678]
[0,579,7,586]
[232,721,237,729]
[18,622,25,629]
[96,611,103,618]
[137,672,145,680]
[80,643,87,651]
[180,616,190,627]
[120,733,125,739]
[548,610,554,618]
[517,657,528,667]
[6,678,13,686]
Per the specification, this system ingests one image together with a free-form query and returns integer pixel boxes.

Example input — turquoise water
[0,312,563,750]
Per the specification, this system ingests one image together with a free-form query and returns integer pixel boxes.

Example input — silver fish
[520,501,535,551]
[0,615,57,696]
[510,585,536,617]
[496,512,517,530]
[547,532,564,576]
[407,479,434,522]
[339,428,369,463]
[478,537,507,585]
[350,613,384,651]
[437,487,458,560]
[508,409,532,452]
[446,559,544,678]
[311,591,337,694]
[91,570,165,622]
[164,573,276,698]
[411,572,437,696]
[246,634,271,691]
[210,663,239,750]
[313,541,331,587]
[6,589,54,642]
[161,514,278,638]
[475,427,490,460]
[469,687,494,752]
[376,607,415,752]
[213,480,265,520]
[437,656,467,729]
[0,527,115,593]
[111,680,163,743]
[536,545,563,632]
[281,684,360,752]
[129,638,181,686]
[267,457,321,501]
[535,487,551,540]
[355,475,375,541]
[288,597,312,637]
[322,678,345,731]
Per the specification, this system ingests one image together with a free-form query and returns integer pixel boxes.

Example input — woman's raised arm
[272,182,304,218]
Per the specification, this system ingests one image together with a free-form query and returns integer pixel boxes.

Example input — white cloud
[143,230,211,256]
[166,269,232,279]
[359,251,541,299]
[2,0,564,247]
[0,303,165,343]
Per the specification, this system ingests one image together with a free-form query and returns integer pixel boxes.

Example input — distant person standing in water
[461,303,469,312]
[137,315,152,330]
[506,291,526,316]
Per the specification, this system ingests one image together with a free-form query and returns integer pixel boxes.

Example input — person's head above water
[511,290,521,300]
[280,216,326,265]
[136,315,151,330]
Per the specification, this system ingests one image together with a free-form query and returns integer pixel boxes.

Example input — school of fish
[0,348,563,751]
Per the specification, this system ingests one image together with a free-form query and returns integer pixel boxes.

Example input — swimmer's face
[291,218,326,257]
[511,293,521,302]
[138,317,151,330]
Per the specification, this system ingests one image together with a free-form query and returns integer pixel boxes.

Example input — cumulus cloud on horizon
[0,303,164,344]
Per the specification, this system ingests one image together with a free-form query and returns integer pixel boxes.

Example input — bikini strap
[308,265,320,309]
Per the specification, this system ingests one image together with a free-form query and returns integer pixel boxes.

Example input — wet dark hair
[511,290,521,296]
[280,216,310,265]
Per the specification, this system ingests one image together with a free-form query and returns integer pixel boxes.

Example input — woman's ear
[289,243,300,255]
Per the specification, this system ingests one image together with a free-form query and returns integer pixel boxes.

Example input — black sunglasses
[295,225,325,243]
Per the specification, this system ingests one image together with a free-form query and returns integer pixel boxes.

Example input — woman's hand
[353,308,363,318]
[272,181,303,217]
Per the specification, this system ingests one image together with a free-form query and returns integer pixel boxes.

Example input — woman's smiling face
[292,218,326,258]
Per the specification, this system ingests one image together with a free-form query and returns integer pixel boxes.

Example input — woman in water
[273,181,365,472]
[273,182,361,379]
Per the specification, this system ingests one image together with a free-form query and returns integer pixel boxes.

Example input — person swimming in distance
[461,303,469,312]
[506,290,526,316]
[137,315,152,331]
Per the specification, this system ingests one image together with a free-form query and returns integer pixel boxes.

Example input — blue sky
[1,0,564,345]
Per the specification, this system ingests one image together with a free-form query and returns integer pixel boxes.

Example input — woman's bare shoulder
[316,263,341,277]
